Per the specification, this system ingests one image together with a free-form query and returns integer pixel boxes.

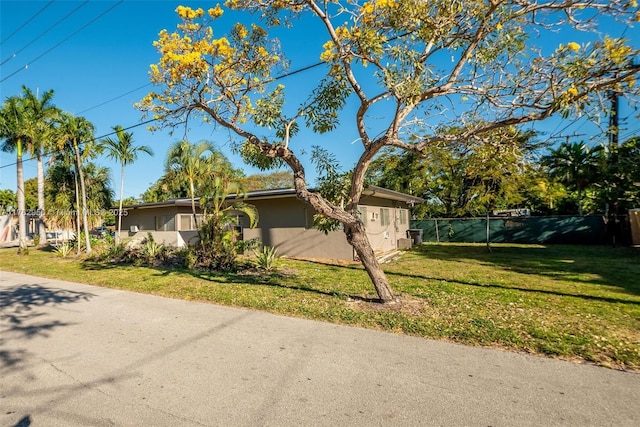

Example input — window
[155,215,175,231]
[178,214,203,231]
[180,215,191,231]
[357,207,367,229]
[399,209,407,225]
[380,208,390,226]
[305,208,315,229]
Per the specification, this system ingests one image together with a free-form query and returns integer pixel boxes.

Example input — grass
[1,243,639,370]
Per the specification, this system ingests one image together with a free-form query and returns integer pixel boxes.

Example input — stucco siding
[243,226,353,260]
[116,190,417,260]
[359,204,411,254]
[241,197,353,260]
[122,206,179,232]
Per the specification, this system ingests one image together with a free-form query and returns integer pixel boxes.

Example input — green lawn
[1,243,639,370]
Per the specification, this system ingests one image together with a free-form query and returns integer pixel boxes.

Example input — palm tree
[55,113,97,253]
[99,125,153,243]
[542,141,602,216]
[82,162,114,229]
[197,176,258,270]
[165,140,217,228]
[0,96,28,253]
[19,86,60,244]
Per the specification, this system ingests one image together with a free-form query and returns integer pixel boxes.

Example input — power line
[0,0,56,45]
[1,1,88,66]
[0,55,331,172]
[0,1,124,83]
[77,83,152,114]
[0,117,159,170]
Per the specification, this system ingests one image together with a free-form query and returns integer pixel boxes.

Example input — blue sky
[1,0,639,200]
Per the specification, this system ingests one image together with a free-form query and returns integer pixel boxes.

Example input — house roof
[122,186,423,210]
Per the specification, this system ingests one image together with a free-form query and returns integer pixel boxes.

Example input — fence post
[435,219,440,243]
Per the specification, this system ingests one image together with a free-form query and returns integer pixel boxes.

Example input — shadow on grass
[284,249,640,305]
[387,269,640,306]
[406,243,640,297]
[81,256,380,303]
[182,268,381,303]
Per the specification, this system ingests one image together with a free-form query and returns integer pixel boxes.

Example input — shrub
[140,233,164,264]
[55,243,73,258]
[254,245,279,271]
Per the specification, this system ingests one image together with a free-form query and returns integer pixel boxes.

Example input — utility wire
[0,118,159,170]
[0,1,124,83]
[0,0,56,45]
[77,83,152,114]
[0,58,326,170]
[1,1,89,66]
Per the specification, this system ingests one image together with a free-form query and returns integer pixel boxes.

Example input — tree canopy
[138,0,640,302]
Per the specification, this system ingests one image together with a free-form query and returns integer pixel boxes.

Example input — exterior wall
[116,194,415,259]
[358,203,411,254]
[121,206,182,246]
[241,198,354,260]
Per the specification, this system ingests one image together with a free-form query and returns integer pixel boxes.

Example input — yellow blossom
[176,5,198,20]
[496,23,503,30]
[567,42,580,52]
[567,86,578,96]
[362,2,375,14]
[209,4,224,18]
[234,23,248,39]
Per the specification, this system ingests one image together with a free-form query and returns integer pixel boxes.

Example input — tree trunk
[73,169,81,256]
[345,222,395,303]
[36,148,47,244]
[190,179,198,229]
[116,162,125,244]
[74,143,91,253]
[16,140,27,254]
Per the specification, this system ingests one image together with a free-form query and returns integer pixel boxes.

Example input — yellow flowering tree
[138,1,639,303]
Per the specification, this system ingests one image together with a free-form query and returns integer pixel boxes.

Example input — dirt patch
[346,293,428,315]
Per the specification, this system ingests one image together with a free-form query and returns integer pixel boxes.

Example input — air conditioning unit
[129,225,139,232]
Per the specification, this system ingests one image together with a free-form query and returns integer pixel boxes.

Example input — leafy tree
[99,125,153,243]
[138,1,639,302]
[0,189,16,212]
[23,178,39,211]
[591,137,640,215]
[142,170,187,203]
[369,129,540,218]
[241,171,294,191]
[541,141,603,215]
[45,159,78,233]
[45,160,114,232]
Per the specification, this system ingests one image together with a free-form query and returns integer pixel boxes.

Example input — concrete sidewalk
[1,270,639,426]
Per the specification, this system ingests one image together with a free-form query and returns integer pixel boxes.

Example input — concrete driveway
[1,270,639,426]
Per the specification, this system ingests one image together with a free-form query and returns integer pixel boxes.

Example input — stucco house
[119,186,423,261]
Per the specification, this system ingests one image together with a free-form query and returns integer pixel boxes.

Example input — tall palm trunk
[36,147,47,244]
[116,162,125,244]
[190,178,198,228]
[16,139,27,254]
[73,169,82,256]
[74,142,91,253]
